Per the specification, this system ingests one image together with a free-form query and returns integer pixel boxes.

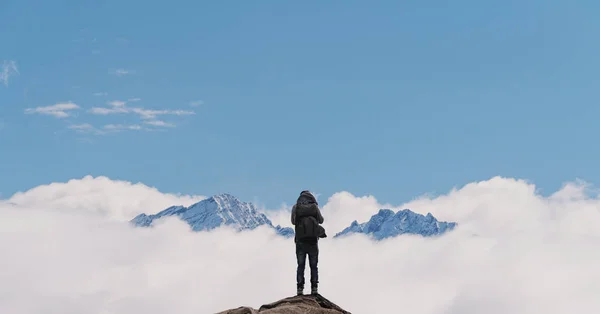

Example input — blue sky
[1,0,599,208]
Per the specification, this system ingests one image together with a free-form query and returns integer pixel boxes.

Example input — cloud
[130,108,195,120]
[24,102,80,118]
[6,176,600,313]
[66,122,151,135]
[88,99,195,129]
[108,100,127,107]
[189,100,203,107]
[5,175,205,220]
[112,68,133,76]
[104,124,143,131]
[1,60,19,86]
[144,120,175,127]
[89,100,129,115]
[68,123,106,135]
[93,92,108,97]
[89,107,128,115]
[68,123,94,130]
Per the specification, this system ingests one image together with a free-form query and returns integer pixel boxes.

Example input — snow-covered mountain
[131,193,294,237]
[130,193,457,241]
[334,208,457,240]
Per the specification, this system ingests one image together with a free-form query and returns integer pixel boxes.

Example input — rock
[216,294,351,314]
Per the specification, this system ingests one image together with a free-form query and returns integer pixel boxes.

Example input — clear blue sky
[1,0,599,208]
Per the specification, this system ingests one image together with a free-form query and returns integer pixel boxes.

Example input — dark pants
[296,241,319,288]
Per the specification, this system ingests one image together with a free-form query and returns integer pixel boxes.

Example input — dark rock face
[216,294,351,314]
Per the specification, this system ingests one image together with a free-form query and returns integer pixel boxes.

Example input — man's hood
[297,191,317,205]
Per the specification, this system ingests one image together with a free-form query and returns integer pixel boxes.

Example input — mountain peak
[334,208,457,240]
[130,193,294,237]
[217,293,351,314]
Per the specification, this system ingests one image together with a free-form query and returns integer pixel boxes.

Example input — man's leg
[307,243,319,294]
[296,243,307,294]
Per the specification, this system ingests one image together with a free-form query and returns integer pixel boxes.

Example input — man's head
[298,190,317,205]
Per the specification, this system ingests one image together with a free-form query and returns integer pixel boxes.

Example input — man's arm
[316,205,324,224]
[291,205,297,225]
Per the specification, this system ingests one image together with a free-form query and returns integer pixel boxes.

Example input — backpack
[294,202,326,241]
[296,214,320,241]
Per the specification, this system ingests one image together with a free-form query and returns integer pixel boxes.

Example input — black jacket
[291,192,325,243]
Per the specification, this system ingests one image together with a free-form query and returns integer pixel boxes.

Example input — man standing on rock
[291,190,326,295]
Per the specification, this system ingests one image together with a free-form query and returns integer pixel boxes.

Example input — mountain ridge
[334,208,457,240]
[131,193,294,237]
[130,193,457,240]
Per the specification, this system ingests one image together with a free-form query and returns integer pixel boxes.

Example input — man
[291,190,325,296]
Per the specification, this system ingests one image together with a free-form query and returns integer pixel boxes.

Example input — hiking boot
[311,285,318,295]
[297,286,303,296]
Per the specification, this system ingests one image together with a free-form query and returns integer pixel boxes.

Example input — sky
[2,1,600,208]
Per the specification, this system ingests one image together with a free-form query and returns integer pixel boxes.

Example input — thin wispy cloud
[88,100,129,114]
[190,100,204,107]
[31,98,195,135]
[67,123,105,135]
[88,99,195,129]
[112,68,133,76]
[130,107,195,120]
[1,60,19,86]
[25,102,80,118]
[108,100,126,107]
[93,92,107,97]
[89,106,128,115]
[144,120,175,127]
[104,124,142,131]
[68,123,146,135]
[68,123,94,130]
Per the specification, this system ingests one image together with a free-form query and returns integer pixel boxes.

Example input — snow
[131,194,457,241]
[130,193,294,237]
[334,208,457,240]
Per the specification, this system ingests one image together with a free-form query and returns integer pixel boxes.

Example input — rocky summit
[217,294,351,314]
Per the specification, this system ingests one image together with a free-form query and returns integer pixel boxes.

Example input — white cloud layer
[5,175,205,220]
[2,176,600,313]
